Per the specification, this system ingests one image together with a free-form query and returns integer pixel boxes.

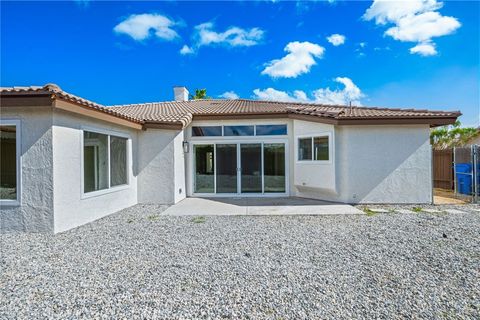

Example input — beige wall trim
[193,113,289,121]
[54,98,143,130]
[0,95,54,107]
[143,122,184,130]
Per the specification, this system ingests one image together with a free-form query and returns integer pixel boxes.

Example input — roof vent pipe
[173,86,189,102]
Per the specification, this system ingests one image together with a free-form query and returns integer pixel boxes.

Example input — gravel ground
[1,204,479,319]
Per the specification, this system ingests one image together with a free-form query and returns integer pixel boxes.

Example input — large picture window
[192,124,287,137]
[298,135,330,161]
[83,130,128,194]
[0,121,20,203]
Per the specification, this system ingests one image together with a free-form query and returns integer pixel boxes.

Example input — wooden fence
[433,149,453,190]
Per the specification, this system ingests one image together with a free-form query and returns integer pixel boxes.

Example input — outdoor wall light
[182,141,189,153]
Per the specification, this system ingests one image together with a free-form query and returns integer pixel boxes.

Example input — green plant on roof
[412,207,423,213]
[190,89,211,100]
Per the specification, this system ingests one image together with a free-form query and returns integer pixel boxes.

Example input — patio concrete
[161,197,364,216]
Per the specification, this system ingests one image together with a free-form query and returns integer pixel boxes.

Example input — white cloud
[253,77,364,106]
[326,34,346,46]
[313,77,364,105]
[114,13,179,41]
[409,42,437,56]
[219,91,240,99]
[182,22,264,55]
[180,45,194,55]
[253,88,308,102]
[195,22,264,47]
[385,11,460,43]
[261,41,325,79]
[363,0,460,56]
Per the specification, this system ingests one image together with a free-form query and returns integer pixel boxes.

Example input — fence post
[453,146,457,195]
[431,145,434,204]
[473,144,478,204]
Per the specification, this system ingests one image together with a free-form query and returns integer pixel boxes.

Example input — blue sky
[1,0,479,126]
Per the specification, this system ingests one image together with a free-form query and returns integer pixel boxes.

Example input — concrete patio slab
[444,209,467,214]
[396,209,416,214]
[369,208,390,213]
[161,197,364,216]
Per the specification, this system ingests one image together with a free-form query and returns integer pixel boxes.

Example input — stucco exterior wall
[1,108,54,232]
[52,109,138,233]
[137,129,184,204]
[174,130,187,203]
[292,120,336,196]
[296,125,432,204]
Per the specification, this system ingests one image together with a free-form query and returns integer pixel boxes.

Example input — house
[0,84,461,233]
[465,127,480,146]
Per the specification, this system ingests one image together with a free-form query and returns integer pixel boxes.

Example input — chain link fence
[453,145,479,203]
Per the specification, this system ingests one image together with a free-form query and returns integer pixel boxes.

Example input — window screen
[0,125,17,200]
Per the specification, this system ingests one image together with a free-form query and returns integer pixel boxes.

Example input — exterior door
[216,144,238,193]
[240,144,262,193]
[192,142,287,195]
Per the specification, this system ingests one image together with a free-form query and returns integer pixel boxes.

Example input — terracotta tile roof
[1,84,461,129]
[0,84,143,124]
[108,98,461,124]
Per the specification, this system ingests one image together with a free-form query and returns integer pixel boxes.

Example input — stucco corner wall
[1,107,54,233]
[337,125,432,204]
[52,110,138,233]
[292,120,336,198]
[138,128,183,205]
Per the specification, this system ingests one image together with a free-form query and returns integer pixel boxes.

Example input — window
[313,137,329,161]
[110,136,128,187]
[0,121,20,203]
[298,138,312,161]
[298,135,329,161]
[191,124,287,137]
[256,125,287,136]
[83,130,128,194]
[224,125,254,136]
[192,126,222,137]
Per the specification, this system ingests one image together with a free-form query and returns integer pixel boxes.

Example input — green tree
[190,88,210,100]
[430,121,479,149]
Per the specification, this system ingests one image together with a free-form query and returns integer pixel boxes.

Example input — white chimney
[173,86,189,102]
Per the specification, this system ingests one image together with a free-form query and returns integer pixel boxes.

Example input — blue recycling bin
[455,163,472,195]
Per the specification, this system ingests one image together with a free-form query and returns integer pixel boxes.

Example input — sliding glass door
[193,142,286,195]
[241,144,262,193]
[264,143,286,193]
[216,144,238,193]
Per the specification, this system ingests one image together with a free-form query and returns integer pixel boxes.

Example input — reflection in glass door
[216,144,238,193]
[241,144,262,193]
[264,143,286,193]
[193,142,286,195]
[194,145,215,193]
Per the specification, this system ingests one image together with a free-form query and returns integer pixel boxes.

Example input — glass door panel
[216,144,238,193]
[241,144,262,193]
[194,144,215,193]
[264,143,286,193]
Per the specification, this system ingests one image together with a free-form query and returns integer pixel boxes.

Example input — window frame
[190,123,288,139]
[296,132,332,164]
[0,119,21,206]
[80,126,131,199]
[191,126,223,137]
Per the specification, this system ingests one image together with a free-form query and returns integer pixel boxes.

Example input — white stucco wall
[296,124,432,204]
[52,109,138,233]
[137,128,184,204]
[1,108,54,232]
[292,120,336,196]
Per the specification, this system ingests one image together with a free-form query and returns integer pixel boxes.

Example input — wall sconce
[182,141,189,153]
